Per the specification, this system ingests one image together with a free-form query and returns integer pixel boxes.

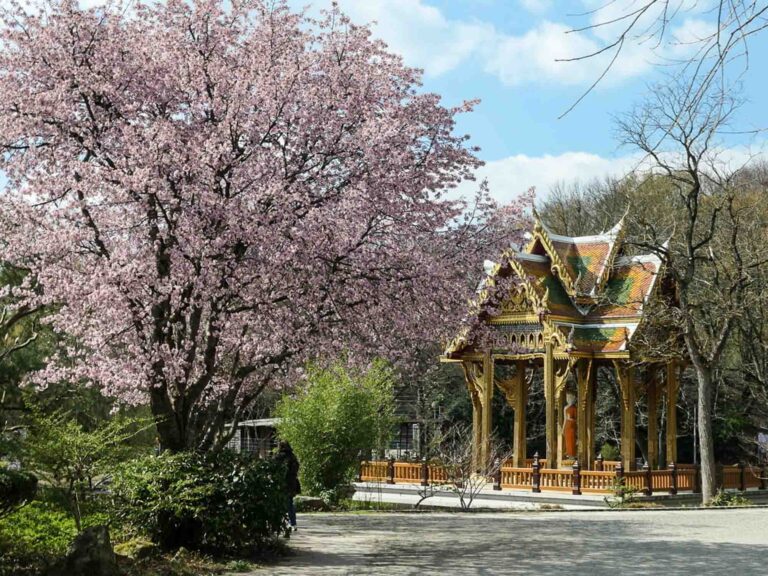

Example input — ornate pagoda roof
[445,211,664,358]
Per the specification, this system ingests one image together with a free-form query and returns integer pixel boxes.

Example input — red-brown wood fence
[358,459,768,496]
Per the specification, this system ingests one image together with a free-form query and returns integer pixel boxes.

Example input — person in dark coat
[276,441,300,531]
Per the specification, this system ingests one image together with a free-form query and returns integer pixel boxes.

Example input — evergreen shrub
[111,451,287,553]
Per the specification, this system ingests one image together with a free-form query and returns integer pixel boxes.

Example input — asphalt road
[251,508,768,575]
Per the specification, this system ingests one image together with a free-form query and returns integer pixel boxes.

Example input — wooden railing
[358,459,767,496]
[580,470,616,493]
[722,465,741,490]
[623,471,646,492]
[393,462,422,484]
[539,468,573,491]
[677,468,696,491]
[744,465,763,489]
[500,467,533,489]
[429,464,449,483]
[359,460,389,482]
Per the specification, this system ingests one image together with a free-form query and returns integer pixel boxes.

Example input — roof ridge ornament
[593,206,629,298]
[527,209,579,301]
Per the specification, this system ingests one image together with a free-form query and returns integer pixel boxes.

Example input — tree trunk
[693,362,717,504]
[150,386,187,452]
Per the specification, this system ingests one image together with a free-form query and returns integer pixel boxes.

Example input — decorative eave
[526,210,579,300]
[443,250,551,358]
[591,208,628,298]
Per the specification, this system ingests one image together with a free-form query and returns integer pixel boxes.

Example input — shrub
[0,501,77,575]
[20,408,151,529]
[276,359,395,498]
[708,489,752,507]
[111,451,287,553]
[598,442,620,462]
[603,478,641,508]
[0,467,37,518]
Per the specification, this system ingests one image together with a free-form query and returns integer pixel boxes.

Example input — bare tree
[429,424,511,510]
[616,77,768,503]
[560,1,768,119]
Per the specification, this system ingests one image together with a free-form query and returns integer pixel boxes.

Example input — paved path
[252,509,768,575]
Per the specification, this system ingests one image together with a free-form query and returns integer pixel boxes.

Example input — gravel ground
[250,508,768,575]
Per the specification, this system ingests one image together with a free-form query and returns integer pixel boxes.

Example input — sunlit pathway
[250,508,768,576]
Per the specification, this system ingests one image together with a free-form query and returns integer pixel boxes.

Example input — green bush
[0,501,77,575]
[276,359,395,499]
[111,451,287,553]
[708,489,752,507]
[0,467,37,517]
[598,442,620,462]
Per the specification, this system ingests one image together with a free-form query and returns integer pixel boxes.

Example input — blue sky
[294,0,768,203]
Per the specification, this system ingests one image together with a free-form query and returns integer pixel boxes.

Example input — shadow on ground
[252,509,768,575]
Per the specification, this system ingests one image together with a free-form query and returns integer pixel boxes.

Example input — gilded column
[576,359,593,469]
[587,367,597,469]
[544,341,556,469]
[462,362,482,472]
[647,367,658,469]
[666,361,679,465]
[481,352,494,471]
[615,361,636,470]
[557,389,565,467]
[513,360,528,468]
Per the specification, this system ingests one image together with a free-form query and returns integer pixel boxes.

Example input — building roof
[446,212,664,358]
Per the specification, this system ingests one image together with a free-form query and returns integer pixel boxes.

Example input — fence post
[572,459,582,496]
[615,461,624,496]
[739,462,746,492]
[532,451,541,493]
[643,461,652,496]
[761,465,767,490]
[596,452,604,472]
[493,457,502,491]
[357,459,364,482]
[387,457,395,484]
[420,457,429,487]
[694,464,701,494]
[668,461,677,495]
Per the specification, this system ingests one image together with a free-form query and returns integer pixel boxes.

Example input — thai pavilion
[441,211,680,473]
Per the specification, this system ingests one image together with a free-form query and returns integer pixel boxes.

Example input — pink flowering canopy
[0,0,528,450]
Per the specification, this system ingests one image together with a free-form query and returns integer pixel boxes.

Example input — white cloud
[304,0,718,87]
[457,144,768,205]
[457,151,643,204]
[518,0,552,15]
[310,0,491,77]
[484,21,605,86]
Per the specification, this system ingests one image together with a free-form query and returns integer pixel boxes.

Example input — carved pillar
[577,359,594,470]
[481,352,494,471]
[587,366,597,468]
[557,388,565,467]
[666,361,679,465]
[544,341,556,469]
[615,361,636,470]
[495,361,528,469]
[513,361,528,468]
[461,362,483,471]
[647,367,658,469]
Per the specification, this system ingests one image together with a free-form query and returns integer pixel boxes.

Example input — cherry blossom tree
[0,0,528,450]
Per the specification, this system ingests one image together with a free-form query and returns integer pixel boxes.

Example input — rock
[113,538,159,560]
[171,546,191,562]
[47,525,119,576]
[294,495,331,512]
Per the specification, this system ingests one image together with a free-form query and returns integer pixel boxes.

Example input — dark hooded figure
[276,441,300,530]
